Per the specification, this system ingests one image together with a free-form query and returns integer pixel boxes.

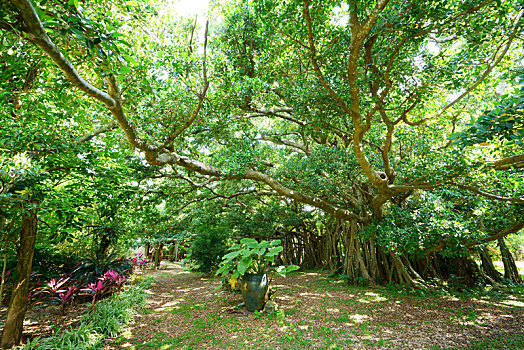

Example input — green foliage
[73,252,132,284]
[453,75,524,147]
[2,0,523,295]
[216,238,299,288]
[364,192,478,257]
[31,244,78,280]
[505,233,524,261]
[28,323,103,350]
[216,238,284,278]
[187,226,229,273]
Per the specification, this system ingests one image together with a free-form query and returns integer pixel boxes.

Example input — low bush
[30,276,80,315]
[31,244,78,280]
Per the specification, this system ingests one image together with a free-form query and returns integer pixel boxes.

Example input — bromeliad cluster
[83,269,127,305]
[31,276,80,315]
[20,253,145,315]
[30,270,129,314]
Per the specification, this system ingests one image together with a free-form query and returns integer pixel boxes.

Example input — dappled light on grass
[500,297,524,307]
[174,286,207,293]
[153,299,182,312]
[357,292,389,303]
[350,314,370,323]
[305,272,321,276]
[98,267,524,350]
[297,291,324,299]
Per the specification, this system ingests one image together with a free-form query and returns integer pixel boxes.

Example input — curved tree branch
[148,151,367,222]
[10,0,115,107]
[490,154,524,170]
[11,0,156,153]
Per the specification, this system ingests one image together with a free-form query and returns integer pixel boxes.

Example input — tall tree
[3,0,523,298]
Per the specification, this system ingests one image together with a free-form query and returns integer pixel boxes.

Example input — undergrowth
[19,276,154,350]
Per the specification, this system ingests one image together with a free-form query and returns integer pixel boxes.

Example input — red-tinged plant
[82,280,107,305]
[30,276,74,309]
[52,285,79,315]
[46,277,70,293]
[101,270,127,292]
[129,253,148,269]
[81,270,127,305]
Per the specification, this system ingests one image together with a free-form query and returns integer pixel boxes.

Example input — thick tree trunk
[499,238,523,283]
[1,207,38,349]
[342,219,373,284]
[390,254,421,289]
[448,254,482,287]
[479,247,503,284]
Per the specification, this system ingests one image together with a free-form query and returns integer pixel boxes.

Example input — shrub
[31,244,78,280]
[28,323,103,350]
[81,277,152,337]
[30,276,80,315]
[128,252,148,269]
[187,227,229,272]
[81,270,127,305]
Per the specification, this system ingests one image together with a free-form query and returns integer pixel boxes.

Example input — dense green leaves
[2,0,522,291]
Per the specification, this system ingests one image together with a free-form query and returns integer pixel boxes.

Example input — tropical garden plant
[216,238,299,288]
[72,253,132,284]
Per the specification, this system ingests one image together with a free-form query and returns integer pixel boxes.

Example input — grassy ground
[104,262,524,350]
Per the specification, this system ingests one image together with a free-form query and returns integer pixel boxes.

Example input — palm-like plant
[73,252,131,284]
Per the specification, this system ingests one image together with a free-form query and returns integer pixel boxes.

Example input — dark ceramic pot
[240,273,269,312]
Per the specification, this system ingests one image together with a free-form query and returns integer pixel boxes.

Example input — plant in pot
[216,238,299,312]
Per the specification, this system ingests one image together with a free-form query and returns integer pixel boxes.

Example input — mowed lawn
[105,262,524,350]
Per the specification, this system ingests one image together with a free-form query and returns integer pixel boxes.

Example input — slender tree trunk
[0,253,7,306]
[0,216,9,306]
[169,244,175,260]
[154,242,163,269]
[499,238,523,283]
[1,207,38,349]
[145,243,151,260]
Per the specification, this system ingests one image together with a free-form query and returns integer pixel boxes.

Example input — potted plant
[216,238,299,312]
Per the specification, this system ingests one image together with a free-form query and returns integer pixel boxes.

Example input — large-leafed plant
[216,238,299,286]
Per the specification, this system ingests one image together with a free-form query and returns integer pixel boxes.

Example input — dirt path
[105,262,524,349]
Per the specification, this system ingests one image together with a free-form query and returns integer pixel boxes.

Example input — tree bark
[499,238,523,283]
[0,253,7,307]
[479,247,503,284]
[145,243,152,260]
[1,206,38,349]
